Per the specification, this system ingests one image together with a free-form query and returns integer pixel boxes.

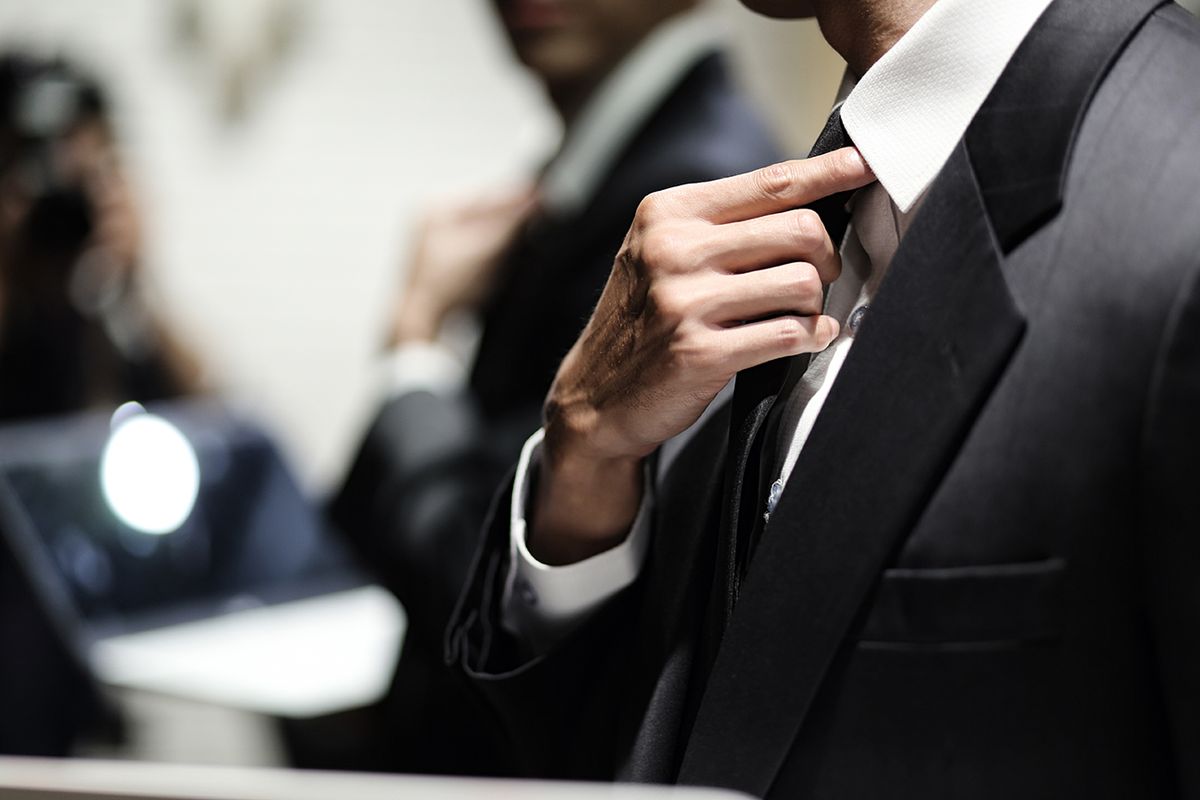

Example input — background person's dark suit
[448,0,1200,795]
[313,51,781,775]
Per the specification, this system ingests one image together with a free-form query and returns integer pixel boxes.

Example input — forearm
[529,431,644,566]
[390,288,447,346]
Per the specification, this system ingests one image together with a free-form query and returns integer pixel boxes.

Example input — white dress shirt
[382,10,721,395]
[504,0,1055,645]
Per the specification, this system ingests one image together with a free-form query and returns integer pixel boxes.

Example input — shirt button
[847,305,869,337]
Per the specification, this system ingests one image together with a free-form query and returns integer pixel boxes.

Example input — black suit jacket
[448,1,1200,796]
[328,52,780,775]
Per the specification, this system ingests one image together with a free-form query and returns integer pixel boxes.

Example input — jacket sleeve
[331,389,515,642]
[444,470,647,779]
[443,392,732,781]
[1140,261,1200,796]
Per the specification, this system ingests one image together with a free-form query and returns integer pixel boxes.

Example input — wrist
[529,428,644,566]
[390,291,445,346]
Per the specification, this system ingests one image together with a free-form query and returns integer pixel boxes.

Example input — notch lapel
[968,0,1167,252]
[677,0,1166,795]
[679,143,1023,796]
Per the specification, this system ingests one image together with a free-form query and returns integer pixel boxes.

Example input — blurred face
[494,0,693,94]
[63,121,141,271]
[0,119,141,301]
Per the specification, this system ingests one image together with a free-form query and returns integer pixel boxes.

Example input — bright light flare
[100,403,200,536]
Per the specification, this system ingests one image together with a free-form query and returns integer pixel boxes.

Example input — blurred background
[0,0,847,771]
[0,0,844,493]
[2,0,1194,779]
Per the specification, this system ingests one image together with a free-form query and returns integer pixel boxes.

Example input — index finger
[691,148,875,225]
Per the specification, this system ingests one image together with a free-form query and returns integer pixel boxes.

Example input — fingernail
[845,147,873,178]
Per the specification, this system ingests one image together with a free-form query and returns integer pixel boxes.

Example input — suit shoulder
[1069,5,1200,255]
[1131,4,1200,96]
[1039,9,1200,316]
[622,52,782,186]
[1147,3,1200,48]
[581,52,782,236]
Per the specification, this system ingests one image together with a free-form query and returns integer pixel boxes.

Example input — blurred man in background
[0,54,200,420]
[319,0,781,777]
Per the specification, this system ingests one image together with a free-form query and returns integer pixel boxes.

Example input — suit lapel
[967,0,1167,254]
[677,0,1166,795]
[679,142,1024,796]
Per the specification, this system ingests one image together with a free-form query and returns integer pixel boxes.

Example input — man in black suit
[322,0,780,775]
[448,0,1200,796]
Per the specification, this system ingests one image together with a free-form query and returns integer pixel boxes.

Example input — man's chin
[738,0,816,19]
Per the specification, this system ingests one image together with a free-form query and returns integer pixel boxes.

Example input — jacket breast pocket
[853,558,1066,650]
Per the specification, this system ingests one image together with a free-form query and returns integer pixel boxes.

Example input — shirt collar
[539,9,721,216]
[840,0,1054,213]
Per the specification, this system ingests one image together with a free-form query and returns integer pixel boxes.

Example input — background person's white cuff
[502,428,653,648]
[381,341,466,398]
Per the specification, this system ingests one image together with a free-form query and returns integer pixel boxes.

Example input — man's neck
[813,0,938,77]
[548,76,607,129]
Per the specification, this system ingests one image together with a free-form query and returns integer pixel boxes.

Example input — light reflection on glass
[100,402,200,535]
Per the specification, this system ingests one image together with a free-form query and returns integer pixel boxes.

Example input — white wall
[0,0,842,490]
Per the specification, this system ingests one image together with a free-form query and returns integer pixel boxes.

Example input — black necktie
[680,110,857,745]
[713,107,856,623]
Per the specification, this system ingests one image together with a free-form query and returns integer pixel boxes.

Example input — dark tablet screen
[0,402,359,641]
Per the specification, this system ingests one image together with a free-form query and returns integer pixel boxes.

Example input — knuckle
[646,282,686,323]
[755,162,797,201]
[634,192,664,227]
[790,209,825,251]
[784,263,821,300]
[638,224,702,275]
[667,326,712,372]
[671,237,706,271]
[638,230,680,272]
[635,188,677,226]
[638,190,667,220]
[776,317,808,348]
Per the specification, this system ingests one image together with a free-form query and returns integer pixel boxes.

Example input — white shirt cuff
[381,342,466,398]
[501,428,653,648]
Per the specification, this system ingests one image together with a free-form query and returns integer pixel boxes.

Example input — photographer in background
[0,52,200,759]
[0,53,200,421]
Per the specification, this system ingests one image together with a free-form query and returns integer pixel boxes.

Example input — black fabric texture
[448,0,1200,796]
[324,51,781,777]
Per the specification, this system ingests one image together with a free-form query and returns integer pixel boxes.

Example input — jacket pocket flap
[855,558,1066,645]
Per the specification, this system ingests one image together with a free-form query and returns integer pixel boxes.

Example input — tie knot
[808,106,853,160]
[803,106,857,249]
